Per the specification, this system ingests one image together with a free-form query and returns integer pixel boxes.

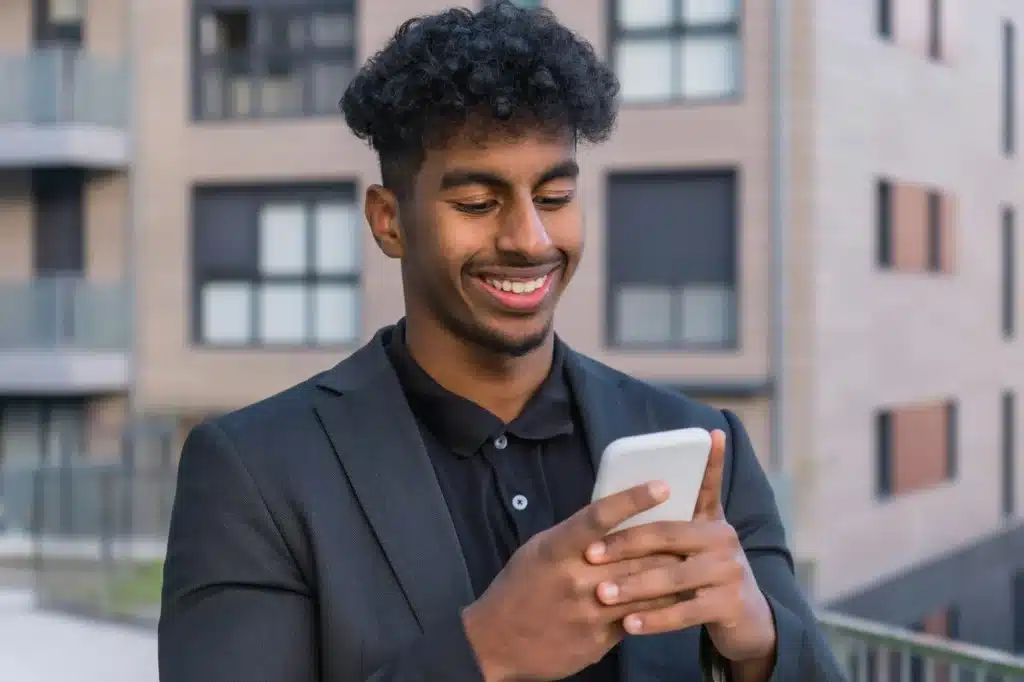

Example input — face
[367,128,584,357]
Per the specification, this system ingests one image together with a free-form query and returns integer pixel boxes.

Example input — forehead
[421,127,576,180]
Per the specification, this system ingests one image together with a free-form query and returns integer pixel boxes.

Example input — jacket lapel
[563,349,649,472]
[313,328,474,631]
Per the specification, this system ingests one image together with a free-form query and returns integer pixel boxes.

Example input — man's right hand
[462,481,676,682]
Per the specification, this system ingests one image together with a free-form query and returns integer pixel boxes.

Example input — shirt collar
[385,320,576,458]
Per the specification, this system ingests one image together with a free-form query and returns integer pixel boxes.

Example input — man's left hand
[585,429,777,665]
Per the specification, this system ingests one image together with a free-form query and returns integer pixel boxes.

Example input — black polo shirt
[386,323,619,682]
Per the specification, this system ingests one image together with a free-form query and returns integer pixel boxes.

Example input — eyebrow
[438,160,580,192]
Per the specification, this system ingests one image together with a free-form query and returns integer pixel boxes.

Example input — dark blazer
[159,326,845,681]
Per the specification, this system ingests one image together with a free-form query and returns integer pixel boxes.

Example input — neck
[403,315,555,423]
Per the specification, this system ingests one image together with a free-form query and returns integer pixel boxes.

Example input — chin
[459,315,554,358]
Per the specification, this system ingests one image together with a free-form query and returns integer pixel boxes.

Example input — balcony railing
[0,48,128,129]
[0,278,130,351]
[822,610,1024,682]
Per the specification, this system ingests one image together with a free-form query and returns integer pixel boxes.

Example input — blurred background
[1,0,1023,679]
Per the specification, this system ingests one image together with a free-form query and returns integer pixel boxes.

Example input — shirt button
[512,494,528,511]
[494,434,508,450]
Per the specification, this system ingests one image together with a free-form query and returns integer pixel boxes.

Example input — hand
[584,430,777,665]
[462,482,684,682]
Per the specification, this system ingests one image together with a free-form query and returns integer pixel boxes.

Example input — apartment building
[0,0,1022,655]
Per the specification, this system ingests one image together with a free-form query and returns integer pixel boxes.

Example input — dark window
[927,190,942,272]
[1004,21,1016,156]
[34,0,84,46]
[193,0,356,121]
[876,409,893,498]
[877,0,893,40]
[192,183,361,347]
[1004,390,1017,518]
[877,179,893,268]
[1014,571,1024,653]
[947,606,960,639]
[946,399,958,480]
[928,0,942,60]
[606,169,738,349]
[1004,206,1016,339]
[32,168,84,276]
[0,398,86,467]
[610,0,741,103]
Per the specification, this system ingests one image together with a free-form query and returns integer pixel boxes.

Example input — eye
[535,193,574,210]
[454,200,498,215]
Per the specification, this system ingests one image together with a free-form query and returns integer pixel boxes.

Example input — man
[159,3,844,681]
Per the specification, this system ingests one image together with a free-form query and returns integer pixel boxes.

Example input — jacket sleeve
[698,409,847,682]
[159,421,487,682]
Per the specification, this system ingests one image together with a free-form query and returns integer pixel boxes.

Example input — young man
[159,3,843,681]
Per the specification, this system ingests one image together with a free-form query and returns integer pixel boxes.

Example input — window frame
[190,182,362,349]
[927,0,943,60]
[1003,390,1017,519]
[604,167,740,351]
[876,178,893,269]
[607,0,744,106]
[875,408,893,499]
[1004,21,1017,157]
[926,190,942,272]
[191,0,357,122]
[877,0,893,41]
[1004,205,1016,339]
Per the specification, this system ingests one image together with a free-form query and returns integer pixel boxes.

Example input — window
[1004,390,1017,519]
[1004,206,1016,339]
[1004,21,1016,156]
[606,170,737,349]
[0,399,85,467]
[192,184,361,347]
[875,409,893,498]
[945,399,958,479]
[193,1,356,120]
[877,0,892,40]
[1015,571,1024,653]
[926,190,942,272]
[877,178,893,267]
[928,0,942,60]
[611,0,741,103]
[875,400,957,500]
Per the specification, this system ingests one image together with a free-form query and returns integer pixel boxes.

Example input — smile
[473,271,557,312]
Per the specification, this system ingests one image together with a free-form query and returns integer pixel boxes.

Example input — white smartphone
[590,428,713,533]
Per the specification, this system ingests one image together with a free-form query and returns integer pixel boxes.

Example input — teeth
[486,275,547,294]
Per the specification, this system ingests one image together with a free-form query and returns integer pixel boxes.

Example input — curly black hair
[340,1,619,197]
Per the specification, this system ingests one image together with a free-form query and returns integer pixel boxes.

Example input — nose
[495,197,552,257]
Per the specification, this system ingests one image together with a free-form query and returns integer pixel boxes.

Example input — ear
[365,184,404,259]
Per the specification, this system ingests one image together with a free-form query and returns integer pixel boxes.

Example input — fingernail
[598,582,618,602]
[624,615,643,634]
[587,542,606,561]
[649,481,670,500]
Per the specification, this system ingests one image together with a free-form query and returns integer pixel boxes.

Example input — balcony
[822,610,1024,681]
[0,278,131,393]
[0,49,130,169]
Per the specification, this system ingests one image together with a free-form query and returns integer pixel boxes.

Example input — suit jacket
[158,326,845,681]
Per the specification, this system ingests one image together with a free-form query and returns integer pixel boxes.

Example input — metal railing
[822,610,1024,682]
[0,277,130,351]
[0,48,128,128]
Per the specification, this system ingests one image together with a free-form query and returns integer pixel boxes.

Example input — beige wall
[131,0,776,418]
[85,173,128,280]
[0,0,32,49]
[0,173,33,281]
[85,394,128,459]
[807,0,1024,602]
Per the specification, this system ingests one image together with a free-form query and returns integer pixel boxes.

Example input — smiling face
[365,127,584,357]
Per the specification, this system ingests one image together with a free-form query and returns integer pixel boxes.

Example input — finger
[694,429,726,520]
[596,552,742,606]
[587,520,735,564]
[621,584,740,636]
[553,481,669,557]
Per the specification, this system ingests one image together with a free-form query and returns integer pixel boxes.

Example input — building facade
[0,0,1021,654]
